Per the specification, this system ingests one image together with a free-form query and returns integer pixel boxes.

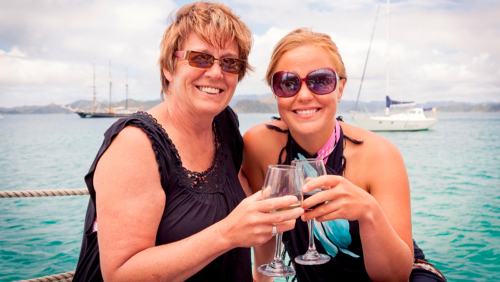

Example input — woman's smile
[293,107,321,116]
[197,86,222,95]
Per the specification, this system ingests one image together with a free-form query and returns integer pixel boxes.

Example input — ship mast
[108,60,112,111]
[353,3,381,112]
[125,67,129,110]
[385,0,390,115]
[92,59,97,113]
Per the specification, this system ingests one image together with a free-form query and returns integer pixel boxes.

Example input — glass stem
[274,233,284,263]
[307,219,316,251]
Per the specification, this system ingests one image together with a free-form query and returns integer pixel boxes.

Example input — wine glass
[291,158,331,265]
[257,165,303,277]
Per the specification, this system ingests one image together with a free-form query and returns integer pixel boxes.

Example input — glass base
[257,261,296,277]
[294,250,331,265]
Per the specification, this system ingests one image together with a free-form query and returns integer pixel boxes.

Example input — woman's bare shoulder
[111,126,155,156]
[341,121,401,157]
[96,125,160,186]
[243,120,288,147]
[342,122,404,173]
[242,120,287,166]
[341,122,408,193]
[242,120,288,193]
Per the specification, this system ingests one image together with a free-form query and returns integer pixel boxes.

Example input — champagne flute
[292,158,331,265]
[257,165,303,277]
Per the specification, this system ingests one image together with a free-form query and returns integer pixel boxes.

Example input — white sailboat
[351,0,437,131]
[352,96,437,131]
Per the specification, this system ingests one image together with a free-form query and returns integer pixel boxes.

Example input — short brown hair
[158,2,253,99]
[265,28,346,87]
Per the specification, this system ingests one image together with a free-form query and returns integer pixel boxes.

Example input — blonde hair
[265,28,347,87]
[158,1,253,99]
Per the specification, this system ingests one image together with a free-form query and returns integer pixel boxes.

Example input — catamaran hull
[352,116,437,131]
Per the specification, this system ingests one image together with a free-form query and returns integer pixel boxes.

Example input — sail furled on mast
[386,96,416,108]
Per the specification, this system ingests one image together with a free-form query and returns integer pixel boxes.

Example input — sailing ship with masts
[63,60,138,118]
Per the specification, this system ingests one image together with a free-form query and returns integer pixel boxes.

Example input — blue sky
[0,0,499,107]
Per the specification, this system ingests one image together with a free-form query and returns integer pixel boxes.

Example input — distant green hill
[0,103,69,114]
[0,99,162,114]
[232,99,277,113]
[0,97,498,114]
[435,103,500,112]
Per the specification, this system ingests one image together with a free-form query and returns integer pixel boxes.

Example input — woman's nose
[295,81,314,102]
[205,59,224,79]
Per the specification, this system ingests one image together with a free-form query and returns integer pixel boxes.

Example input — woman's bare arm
[301,129,413,281]
[95,126,302,282]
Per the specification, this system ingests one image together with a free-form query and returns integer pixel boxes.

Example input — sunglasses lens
[188,52,214,68]
[221,58,246,74]
[272,68,337,97]
[307,69,336,94]
[186,51,245,74]
[273,72,300,97]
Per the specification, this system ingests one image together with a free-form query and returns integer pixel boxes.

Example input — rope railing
[0,189,89,198]
[3,190,85,281]
[16,271,75,282]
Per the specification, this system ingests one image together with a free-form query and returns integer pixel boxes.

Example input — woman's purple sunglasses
[271,67,341,98]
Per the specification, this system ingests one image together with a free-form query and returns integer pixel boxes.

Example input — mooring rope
[0,189,89,198]
[2,191,85,281]
[16,271,75,282]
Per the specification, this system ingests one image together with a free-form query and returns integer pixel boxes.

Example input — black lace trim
[133,111,225,193]
[179,121,225,193]
[129,112,171,179]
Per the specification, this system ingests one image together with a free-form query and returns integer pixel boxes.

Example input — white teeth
[198,86,221,94]
[295,109,318,115]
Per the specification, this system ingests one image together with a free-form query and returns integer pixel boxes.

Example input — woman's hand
[300,175,376,223]
[219,190,304,248]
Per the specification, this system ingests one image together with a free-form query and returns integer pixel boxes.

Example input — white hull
[352,116,437,131]
[351,108,437,131]
[61,105,138,118]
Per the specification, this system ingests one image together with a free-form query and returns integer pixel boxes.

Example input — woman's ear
[163,67,174,82]
[337,78,346,102]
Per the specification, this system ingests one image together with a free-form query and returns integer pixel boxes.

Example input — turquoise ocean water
[0,112,499,281]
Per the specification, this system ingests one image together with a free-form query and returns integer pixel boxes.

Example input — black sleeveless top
[275,125,370,281]
[74,107,251,282]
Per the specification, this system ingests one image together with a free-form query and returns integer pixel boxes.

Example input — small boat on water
[351,96,437,131]
[350,0,437,132]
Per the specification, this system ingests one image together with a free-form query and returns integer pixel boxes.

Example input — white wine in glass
[257,165,303,277]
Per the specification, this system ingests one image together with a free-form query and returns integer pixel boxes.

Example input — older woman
[242,28,446,282]
[73,2,303,282]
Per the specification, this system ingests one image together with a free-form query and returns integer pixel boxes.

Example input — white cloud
[0,0,499,107]
[0,0,176,107]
